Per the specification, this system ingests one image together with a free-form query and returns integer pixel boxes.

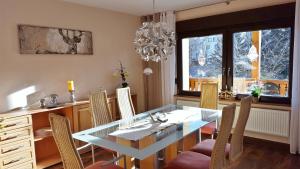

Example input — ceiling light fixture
[176,0,234,12]
[133,0,176,62]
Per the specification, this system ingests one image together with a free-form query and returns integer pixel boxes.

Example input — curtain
[160,11,176,105]
[141,14,163,110]
[290,0,300,154]
[141,11,176,110]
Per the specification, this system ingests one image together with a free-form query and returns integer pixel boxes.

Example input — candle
[67,80,75,91]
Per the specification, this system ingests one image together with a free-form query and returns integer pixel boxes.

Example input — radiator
[177,100,290,138]
[241,108,289,137]
[219,105,290,137]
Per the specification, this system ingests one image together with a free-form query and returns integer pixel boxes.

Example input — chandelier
[133,0,176,62]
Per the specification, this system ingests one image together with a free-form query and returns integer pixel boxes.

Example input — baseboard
[243,130,289,144]
[243,135,290,152]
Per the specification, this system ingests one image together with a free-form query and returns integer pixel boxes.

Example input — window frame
[176,3,295,104]
[177,29,227,97]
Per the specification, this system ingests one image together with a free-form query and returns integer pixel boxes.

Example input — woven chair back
[230,96,252,161]
[210,103,236,169]
[90,90,113,126]
[49,113,83,169]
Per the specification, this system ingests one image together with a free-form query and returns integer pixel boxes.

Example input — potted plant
[251,86,262,103]
[113,62,129,88]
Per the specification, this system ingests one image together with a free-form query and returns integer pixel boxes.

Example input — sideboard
[0,94,137,169]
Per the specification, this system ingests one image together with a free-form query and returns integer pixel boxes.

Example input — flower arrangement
[113,62,129,88]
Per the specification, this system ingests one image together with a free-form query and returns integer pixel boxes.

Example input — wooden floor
[47,148,114,169]
[228,138,300,169]
[47,138,300,169]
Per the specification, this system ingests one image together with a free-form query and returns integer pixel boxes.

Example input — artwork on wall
[18,25,93,54]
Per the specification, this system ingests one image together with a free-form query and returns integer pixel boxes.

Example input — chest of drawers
[0,115,36,169]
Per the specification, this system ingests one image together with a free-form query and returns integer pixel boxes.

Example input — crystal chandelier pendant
[133,0,176,62]
[247,44,259,62]
[198,49,206,66]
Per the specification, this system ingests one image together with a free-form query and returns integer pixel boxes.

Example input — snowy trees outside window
[260,28,291,80]
[232,28,291,96]
[188,35,223,78]
[182,28,291,96]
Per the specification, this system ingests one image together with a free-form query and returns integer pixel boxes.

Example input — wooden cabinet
[0,93,137,169]
[32,93,137,169]
[32,107,73,169]
[73,104,92,133]
[0,115,36,169]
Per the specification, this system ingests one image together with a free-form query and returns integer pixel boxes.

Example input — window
[182,34,223,92]
[176,3,295,103]
[233,28,291,97]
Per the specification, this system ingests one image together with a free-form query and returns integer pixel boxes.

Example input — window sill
[174,94,291,111]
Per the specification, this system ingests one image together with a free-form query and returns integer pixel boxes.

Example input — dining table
[72,104,221,169]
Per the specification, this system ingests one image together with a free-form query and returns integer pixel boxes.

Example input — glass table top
[72,104,221,160]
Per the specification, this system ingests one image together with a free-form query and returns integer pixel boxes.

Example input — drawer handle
[4,123,17,128]
[4,157,25,166]
[3,122,21,128]
[2,145,24,154]
[1,134,19,141]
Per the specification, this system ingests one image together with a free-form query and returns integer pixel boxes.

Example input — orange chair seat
[86,161,123,169]
[190,139,230,158]
[201,122,217,135]
[164,151,210,169]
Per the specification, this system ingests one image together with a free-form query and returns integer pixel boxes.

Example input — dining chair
[229,96,252,161]
[90,90,113,126]
[116,87,135,119]
[190,96,252,163]
[164,103,236,169]
[200,82,218,109]
[49,113,123,169]
[89,90,114,163]
[200,82,219,139]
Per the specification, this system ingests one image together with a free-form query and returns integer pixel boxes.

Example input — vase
[252,96,259,103]
[122,82,128,88]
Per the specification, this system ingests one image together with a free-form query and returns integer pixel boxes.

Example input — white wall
[0,0,145,112]
[176,0,295,21]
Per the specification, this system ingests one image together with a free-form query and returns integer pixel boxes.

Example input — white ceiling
[63,0,230,16]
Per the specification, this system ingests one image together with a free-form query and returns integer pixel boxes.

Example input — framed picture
[18,25,93,55]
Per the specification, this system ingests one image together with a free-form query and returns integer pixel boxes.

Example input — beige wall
[0,0,145,112]
[176,0,295,21]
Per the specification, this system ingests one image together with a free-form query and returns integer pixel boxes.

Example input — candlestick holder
[69,90,76,103]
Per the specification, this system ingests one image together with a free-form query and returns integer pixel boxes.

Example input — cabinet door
[73,104,92,133]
